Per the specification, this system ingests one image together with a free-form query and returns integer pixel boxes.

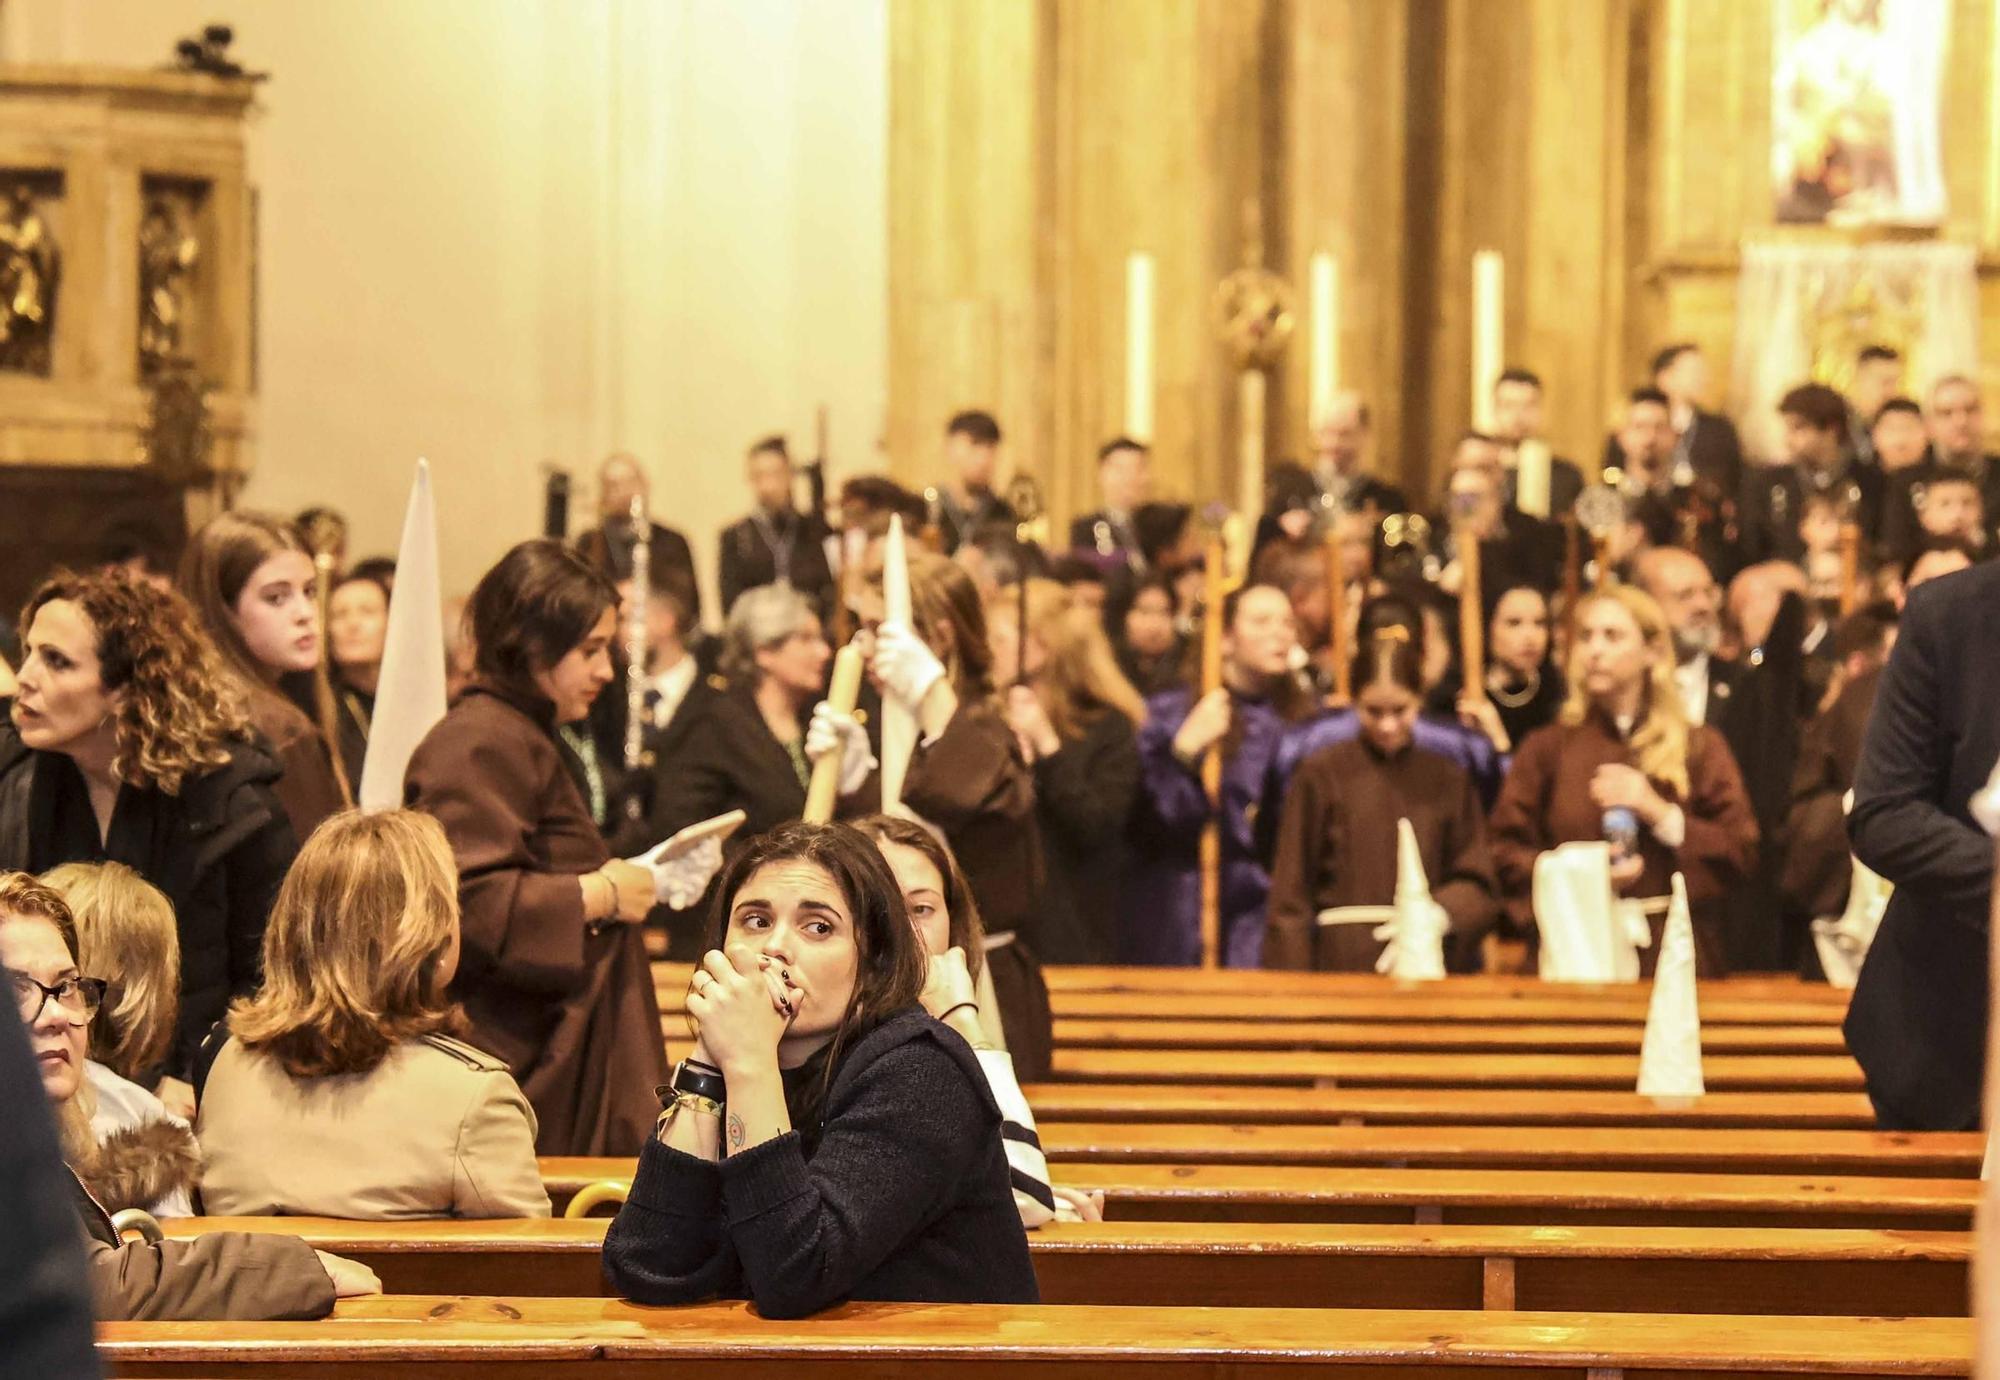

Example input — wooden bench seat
[1037,966,1851,1000]
[99,1296,1973,1378]
[158,1217,1971,1318]
[1048,1047,1865,1090]
[535,1158,1976,1229]
[1045,1018,1849,1054]
[1031,990,1850,1026]
[1016,1083,1880,1129]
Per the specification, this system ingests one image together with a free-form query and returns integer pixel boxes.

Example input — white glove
[873,620,946,709]
[806,701,876,796]
[655,836,725,910]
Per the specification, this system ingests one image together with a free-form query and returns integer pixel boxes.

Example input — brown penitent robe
[1264,739,1499,972]
[248,689,346,844]
[1488,711,1758,977]
[405,682,665,1156]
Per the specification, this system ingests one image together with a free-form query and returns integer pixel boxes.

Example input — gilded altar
[0,65,256,605]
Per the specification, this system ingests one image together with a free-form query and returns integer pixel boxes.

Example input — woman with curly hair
[0,570,297,1117]
[179,511,351,840]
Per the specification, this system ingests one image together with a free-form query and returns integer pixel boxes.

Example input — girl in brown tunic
[1266,632,1498,972]
[405,541,664,1156]
[1488,585,1758,976]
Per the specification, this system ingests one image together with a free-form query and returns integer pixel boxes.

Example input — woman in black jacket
[0,571,297,1119]
[992,578,1145,963]
[603,821,1036,1317]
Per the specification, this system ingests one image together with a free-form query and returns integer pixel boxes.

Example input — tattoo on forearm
[726,1112,745,1152]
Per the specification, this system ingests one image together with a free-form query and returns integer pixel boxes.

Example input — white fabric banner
[1731,239,1978,461]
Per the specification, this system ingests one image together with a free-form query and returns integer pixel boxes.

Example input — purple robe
[1122,687,1287,967]
[1267,707,1505,812]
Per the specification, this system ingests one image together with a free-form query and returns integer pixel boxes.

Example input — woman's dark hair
[706,822,927,1137]
[850,813,986,982]
[467,540,618,700]
[1351,628,1424,699]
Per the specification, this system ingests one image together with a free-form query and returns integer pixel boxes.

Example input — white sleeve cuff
[1652,805,1687,850]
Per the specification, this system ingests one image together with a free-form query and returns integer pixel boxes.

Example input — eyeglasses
[7,969,108,1026]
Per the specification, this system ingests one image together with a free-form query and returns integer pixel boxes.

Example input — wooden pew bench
[536,1158,1978,1230]
[99,1297,1973,1379]
[1038,966,1852,1000]
[161,1217,1971,1318]
[1047,1047,1865,1091]
[1015,1083,1881,1130]
[1044,1018,1848,1054]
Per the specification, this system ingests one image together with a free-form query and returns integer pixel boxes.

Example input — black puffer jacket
[0,713,298,1079]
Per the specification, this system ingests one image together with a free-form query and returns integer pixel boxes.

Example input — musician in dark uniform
[1069,436,1151,569]
[928,411,1016,555]
[1492,369,1584,519]
[717,434,835,621]
[1652,343,1744,498]
[1737,383,1883,568]
[573,452,703,627]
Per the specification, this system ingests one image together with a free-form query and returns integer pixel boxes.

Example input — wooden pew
[1048,1047,1866,1091]
[1015,1083,1881,1129]
[651,963,1851,1026]
[99,1296,1974,1378]
[536,1159,1977,1229]
[1045,1017,1849,1054]
[161,1217,1971,1318]
[1038,966,1851,1000]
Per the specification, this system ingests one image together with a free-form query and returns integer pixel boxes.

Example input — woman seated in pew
[43,861,198,1218]
[1265,632,1499,972]
[1124,582,1309,967]
[989,578,1145,965]
[604,821,1037,1317]
[1488,585,1757,975]
[1,869,379,1319]
[198,809,551,1219]
[810,548,1051,1079]
[854,813,1102,1227]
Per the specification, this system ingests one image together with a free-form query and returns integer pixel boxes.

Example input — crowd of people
[0,336,1993,1330]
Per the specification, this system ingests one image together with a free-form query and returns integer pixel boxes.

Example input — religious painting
[1770,0,1948,226]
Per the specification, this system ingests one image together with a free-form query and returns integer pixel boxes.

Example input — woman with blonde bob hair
[990,578,1145,964]
[197,809,550,1219]
[1488,584,1758,974]
[0,570,297,1118]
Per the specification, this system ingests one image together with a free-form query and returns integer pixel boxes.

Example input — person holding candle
[1488,585,1759,975]
[1491,369,1585,520]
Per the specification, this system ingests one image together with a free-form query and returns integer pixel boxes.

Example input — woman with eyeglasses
[1,870,378,1320]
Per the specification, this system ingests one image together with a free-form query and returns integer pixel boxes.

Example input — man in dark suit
[1254,392,1408,559]
[1442,432,1563,595]
[928,410,1015,555]
[717,434,834,620]
[1881,377,2000,563]
[1070,436,1151,568]
[1492,368,1584,520]
[1845,559,2000,1129]
[1846,344,1904,469]
[573,451,703,627]
[1736,383,1883,568]
[1653,342,1745,498]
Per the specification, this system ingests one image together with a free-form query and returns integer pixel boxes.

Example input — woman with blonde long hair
[197,809,549,1219]
[179,511,351,838]
[43,861,197,1217]
[1488,584,1758,974]
[990,578,1145,964]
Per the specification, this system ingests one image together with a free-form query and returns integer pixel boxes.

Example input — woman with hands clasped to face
[1487,586,1757,975]
[603,822,1036,1318]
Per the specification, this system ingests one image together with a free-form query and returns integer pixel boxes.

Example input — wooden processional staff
[1197,197,1295,968]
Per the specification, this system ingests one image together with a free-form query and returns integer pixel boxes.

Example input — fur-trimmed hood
[79,1117,203,1216]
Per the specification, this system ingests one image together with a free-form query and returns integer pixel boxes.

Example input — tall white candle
[1125,252,1156,442]
[1471,250,1505,433]
[1238,369,1266,533]
[1309,252,1339,428]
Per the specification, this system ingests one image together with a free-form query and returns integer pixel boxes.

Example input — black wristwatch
[669,1058,726,1104]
